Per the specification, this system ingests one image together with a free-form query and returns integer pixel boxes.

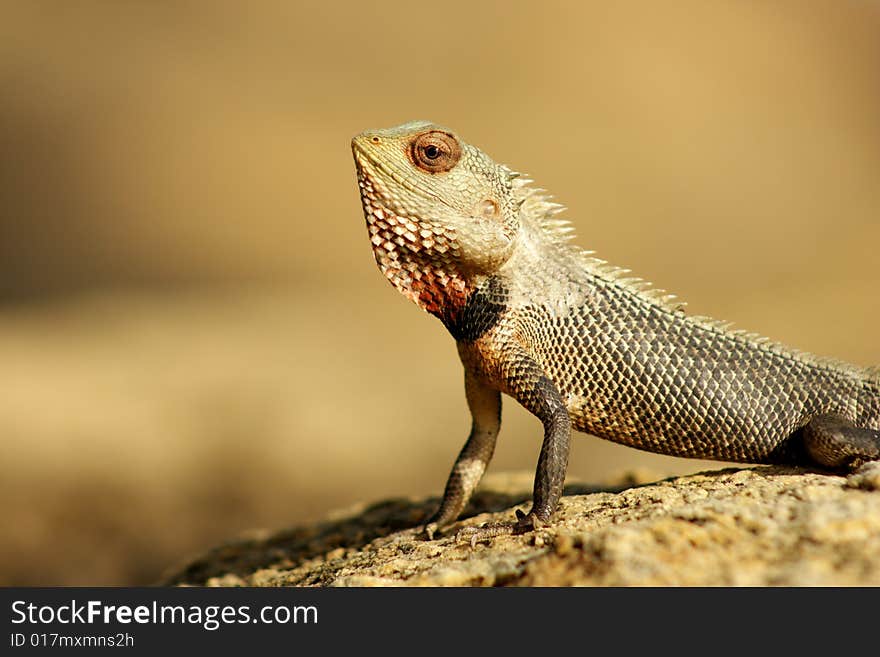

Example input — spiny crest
[510,172,689,314]
[509,170,576,246]
[509,173,875,380]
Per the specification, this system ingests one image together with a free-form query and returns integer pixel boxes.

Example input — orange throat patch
[362,204,471,322]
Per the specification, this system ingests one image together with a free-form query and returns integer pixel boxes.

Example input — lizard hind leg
[802,413,880,470]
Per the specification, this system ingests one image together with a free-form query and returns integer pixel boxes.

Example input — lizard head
[352,120,519,320]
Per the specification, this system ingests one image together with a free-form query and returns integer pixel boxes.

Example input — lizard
[350,120,880,543]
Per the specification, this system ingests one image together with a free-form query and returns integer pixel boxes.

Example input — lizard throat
[358,178,472,322]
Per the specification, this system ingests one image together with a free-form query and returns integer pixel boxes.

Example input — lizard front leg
[423,370,501,539]
[457,348,572,545]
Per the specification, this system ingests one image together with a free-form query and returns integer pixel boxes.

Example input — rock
[847,461,880,492]
[164,466,880,586]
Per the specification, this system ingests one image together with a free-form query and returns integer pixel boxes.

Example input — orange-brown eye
[409,131,461,173]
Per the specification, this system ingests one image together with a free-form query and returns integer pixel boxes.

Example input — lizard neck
[378,253,509,342]
[365,200,482,326]
[441,275,509,342]
[410,264,473,322]
[371,239,476,323]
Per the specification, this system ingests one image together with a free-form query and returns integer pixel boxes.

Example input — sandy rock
[165,466,880,587]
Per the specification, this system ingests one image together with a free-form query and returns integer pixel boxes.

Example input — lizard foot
[421,508,458,541]
[455,509,546,548]
[423,522,440,541]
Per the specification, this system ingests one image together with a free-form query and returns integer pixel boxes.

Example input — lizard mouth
[356,165,453,255]
[351,139,449,215]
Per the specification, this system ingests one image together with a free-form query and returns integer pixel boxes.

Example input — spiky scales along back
[511,166,877,386]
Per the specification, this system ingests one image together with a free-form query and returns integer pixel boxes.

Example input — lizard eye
[410,131,461,173]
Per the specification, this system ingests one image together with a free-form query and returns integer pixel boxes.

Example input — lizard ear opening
[409,131,461,174]
[478,199,500,220]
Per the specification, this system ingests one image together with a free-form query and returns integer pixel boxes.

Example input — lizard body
[351,120,880,540]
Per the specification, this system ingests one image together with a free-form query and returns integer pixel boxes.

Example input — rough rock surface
[165,464,880,586]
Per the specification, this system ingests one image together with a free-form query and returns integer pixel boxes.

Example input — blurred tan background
[1,0,878,585]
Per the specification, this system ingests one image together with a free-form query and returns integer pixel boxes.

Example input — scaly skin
[351,120,880,542]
